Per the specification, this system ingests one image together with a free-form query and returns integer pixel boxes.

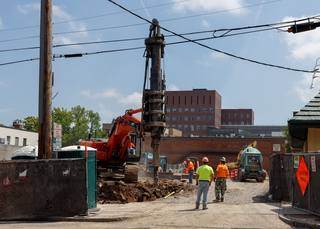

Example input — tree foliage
[281,126,291,153]
[24,106,104,147]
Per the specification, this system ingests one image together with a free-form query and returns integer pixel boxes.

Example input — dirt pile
[97,179,197,204]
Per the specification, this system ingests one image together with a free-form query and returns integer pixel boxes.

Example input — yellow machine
[225,141,257,169]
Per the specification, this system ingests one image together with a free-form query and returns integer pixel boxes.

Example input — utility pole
[38,0,53,159]
[143,19,166,187]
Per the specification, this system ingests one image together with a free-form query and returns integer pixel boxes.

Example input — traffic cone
[235,169,238,178]
[231,170,235,179]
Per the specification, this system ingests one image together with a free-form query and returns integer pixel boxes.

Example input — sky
[1,0,320,127]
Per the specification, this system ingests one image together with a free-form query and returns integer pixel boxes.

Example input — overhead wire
[106,0,315,74]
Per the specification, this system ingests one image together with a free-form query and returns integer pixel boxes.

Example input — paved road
[0,179,297,229]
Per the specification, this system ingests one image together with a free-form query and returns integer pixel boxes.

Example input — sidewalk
[279,201,320,228]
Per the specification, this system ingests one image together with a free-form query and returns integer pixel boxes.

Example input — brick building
[221,109,254,125]
[144,136,285,173]
[165,89,255,137]
[165,89,222,137]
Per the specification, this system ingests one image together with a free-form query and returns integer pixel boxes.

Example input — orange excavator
[79,108,142,182]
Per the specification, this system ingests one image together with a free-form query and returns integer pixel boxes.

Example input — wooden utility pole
[38,0,53,159]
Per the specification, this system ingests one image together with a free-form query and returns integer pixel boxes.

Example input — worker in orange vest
[187,158,194,183]
[214,157,229,202]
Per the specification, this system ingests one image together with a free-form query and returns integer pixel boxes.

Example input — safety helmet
[220,157,226,162]
[202,157,209,162]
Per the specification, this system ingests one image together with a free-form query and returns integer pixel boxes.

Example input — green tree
[281,126,291,153]
[52,107,73,146]
[24,116,39,131]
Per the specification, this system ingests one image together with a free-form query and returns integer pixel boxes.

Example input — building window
[241,121,244,125]
[196,125,200,131]
[246,122,250,125]
[203,125,207,131]
[191,116,195,121]
[166,124,170,129]
[190,125,194,131]
[183,134,188,137]
[246,114,251,118]
[229,114,232,118]
[196,116,201,121]
[191,108,194,113]
[228,122,232,125]
[209,108,213,113]
[223,114,226,118]
[167,108,170,113]
[209,116,213,121]
[6,136,10,145]
[178,116,182,121]
[172,125,176,129]
[178,125,182,130]
[197,108,201,112]
[184,116,188,121]
[178,108,182,113]
[202,135,207,137]
[167,117,170,121]
[185,108,188,113]
[184,125,188,131]
[173,108,176,113]
[203,116,207,121]
[172,116,176,121]
[235,114,238,118]
[241,114,244,118]
[15,137,19,146]
[203,108,207,113]
[235,122,238,125]
[223,122,226,125]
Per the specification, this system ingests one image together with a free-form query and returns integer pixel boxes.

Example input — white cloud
[202,20,210,28]
[167,84,180,91]
[16,2,40,14]
[81,88,121,98]
[294,73,320,103]
[198,51,228,66]
[0,18,3,29]
[118,92,142,107]
[171,0,247,15]
[0,109,12,114]
[283,16,320,61]
[98,103,122,123]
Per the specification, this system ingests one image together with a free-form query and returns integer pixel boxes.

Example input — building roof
[288,92,320,150]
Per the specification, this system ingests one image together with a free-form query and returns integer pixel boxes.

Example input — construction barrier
[231,170,235,179]
[227,172,230,180]
[235,169,238,178]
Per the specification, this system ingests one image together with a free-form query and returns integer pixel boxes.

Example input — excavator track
[124,164,139,183]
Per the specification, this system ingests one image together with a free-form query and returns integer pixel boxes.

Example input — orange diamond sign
[296,156,310,196]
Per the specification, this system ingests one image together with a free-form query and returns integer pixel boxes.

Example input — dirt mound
[97,179,196,204]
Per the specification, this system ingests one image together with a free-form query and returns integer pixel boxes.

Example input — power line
[0,58,39,66]
[0,35,39,43]
[107,0,315,74]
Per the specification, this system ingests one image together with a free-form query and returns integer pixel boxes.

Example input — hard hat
[220,157,226,162]
[202,157,209,162]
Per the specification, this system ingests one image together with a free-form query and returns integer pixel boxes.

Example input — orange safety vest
[216,164,229,178]
[188,161,194,171]
[128,142,135,148]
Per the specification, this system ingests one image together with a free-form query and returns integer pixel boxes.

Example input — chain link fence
[0,159,87,220]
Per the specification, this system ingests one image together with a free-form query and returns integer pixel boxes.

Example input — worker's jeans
[196,181,210,208]
[188,170,194,183]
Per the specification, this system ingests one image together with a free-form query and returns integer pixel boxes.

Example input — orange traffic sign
[296,156,310,196]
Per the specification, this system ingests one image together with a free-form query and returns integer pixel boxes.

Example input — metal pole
[38,0,53,159]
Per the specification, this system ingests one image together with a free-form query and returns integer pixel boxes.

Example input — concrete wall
[0,145,22,160]
[144,136,285,173]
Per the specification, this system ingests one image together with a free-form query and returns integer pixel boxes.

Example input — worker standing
[214,157,229,202]
[187,158,194,183]
[195,157,214,210]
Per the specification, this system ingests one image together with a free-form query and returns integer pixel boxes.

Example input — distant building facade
[0,126,38,146]
[165,89,222,137]
[165,89,256,137]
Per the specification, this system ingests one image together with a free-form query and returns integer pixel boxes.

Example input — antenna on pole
[310,57,320,89]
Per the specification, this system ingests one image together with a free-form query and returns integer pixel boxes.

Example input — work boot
[203,207,208,210]
[195,206,199,209]
[214,198,220,202]
[221,198,224,202]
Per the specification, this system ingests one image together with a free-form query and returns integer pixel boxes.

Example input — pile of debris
[97,179,197,204]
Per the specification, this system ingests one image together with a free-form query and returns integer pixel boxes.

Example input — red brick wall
[144,136,285,173]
